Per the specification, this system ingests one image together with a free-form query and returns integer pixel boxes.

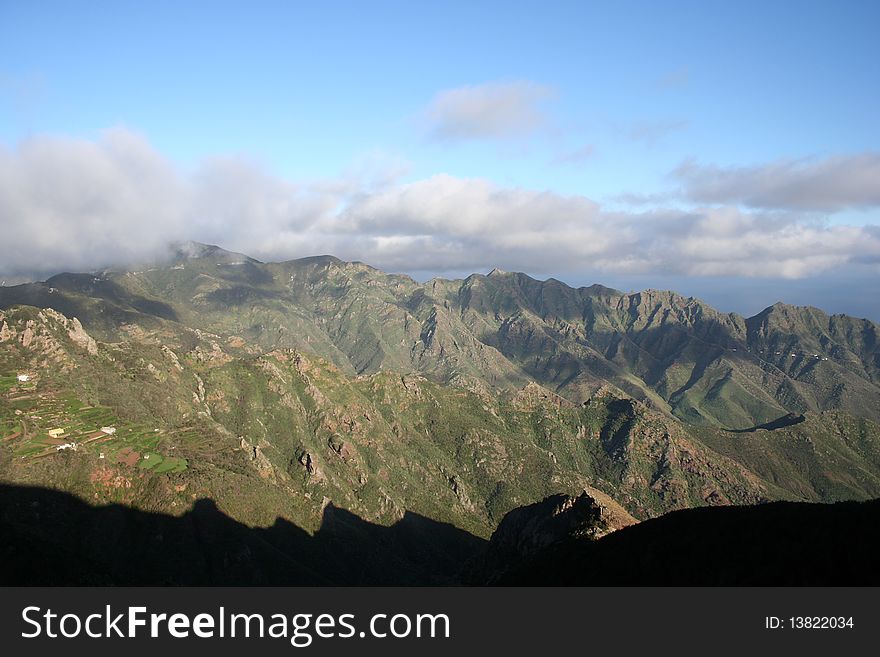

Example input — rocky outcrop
[512,381,574,411]
[475,490,636,583]
[239,436,276,480]
[67,317,98,356]
[0,317,12,342]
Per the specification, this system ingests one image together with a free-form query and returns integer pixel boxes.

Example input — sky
[1,0,879,319]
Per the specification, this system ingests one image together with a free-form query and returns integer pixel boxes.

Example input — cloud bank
[675,153,880,212]
[1,128,879,283]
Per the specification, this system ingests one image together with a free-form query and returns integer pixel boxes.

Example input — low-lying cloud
[1,128,879,283]
[675,153,880,212]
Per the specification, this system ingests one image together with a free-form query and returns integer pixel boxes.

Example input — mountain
[3,242,876,430]
[1,242,879,584]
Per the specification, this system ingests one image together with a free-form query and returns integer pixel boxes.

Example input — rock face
[0,318,12,342]
[67,317,98,356]
[240,437,276,480]
[475,490,636,583]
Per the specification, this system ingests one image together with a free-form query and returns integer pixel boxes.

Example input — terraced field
[0,374,18,393]
[0,373,188,473]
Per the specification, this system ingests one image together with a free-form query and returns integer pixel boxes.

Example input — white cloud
[0,128,188,276]
[674,153,880,212]
[1,128,879,282]
[423,80,555,141]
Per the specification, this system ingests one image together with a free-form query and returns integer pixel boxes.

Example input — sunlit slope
[3,303,880,546]
[5,243,876,430]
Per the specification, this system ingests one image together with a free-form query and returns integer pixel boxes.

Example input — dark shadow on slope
[210,261,275,287]
[495,498,880,586]
[45,274,179,321]
[203,285,282,308]
[727,412,806,433]
[598,398,638,460]
[0,275,179,330]
[0,484,486,586]
[4,484,879,586]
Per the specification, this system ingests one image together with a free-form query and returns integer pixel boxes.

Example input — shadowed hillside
[0,484,486,585]
[3,483,878,586]
[493,497,880,586]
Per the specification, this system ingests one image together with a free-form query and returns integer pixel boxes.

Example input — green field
[0,381,189,473]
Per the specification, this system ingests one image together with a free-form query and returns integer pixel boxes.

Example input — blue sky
[1,1,879,318]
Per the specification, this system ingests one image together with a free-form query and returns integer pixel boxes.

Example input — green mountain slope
[2,297,879,546]
[2,243,880,567]
[3,242,876,430]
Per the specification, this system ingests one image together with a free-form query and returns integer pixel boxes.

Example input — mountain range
[1,242,879,584]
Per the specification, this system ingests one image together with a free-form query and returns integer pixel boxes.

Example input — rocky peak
[476,490,636,583]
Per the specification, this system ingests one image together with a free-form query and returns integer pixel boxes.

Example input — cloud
[423,80,555,141]
[1,128,878,283]
[341,189,879,279]
[674,153,880,212]
[0,129,188,277]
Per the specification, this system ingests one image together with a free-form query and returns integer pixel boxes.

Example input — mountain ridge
[2,242,878,430]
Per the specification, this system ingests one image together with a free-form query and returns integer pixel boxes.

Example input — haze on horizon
[1,1,879,320]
